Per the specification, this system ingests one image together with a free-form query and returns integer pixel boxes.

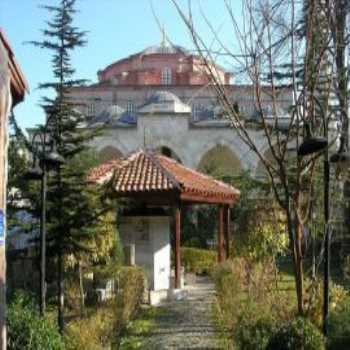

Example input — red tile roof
[88,150,240,205]
[87,159,124,184]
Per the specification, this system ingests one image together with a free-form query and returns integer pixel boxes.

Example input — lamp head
[297,123,328,156]
[297,137,328,156]
[44,141,65,167]
[44,150,65,167]
[24,164,43,180]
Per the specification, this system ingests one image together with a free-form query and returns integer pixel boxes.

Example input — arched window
[160,146,172,158]
[192,103,200,121]
[126,100,135,114]
[87,103,95,116]
[161,67,172,85]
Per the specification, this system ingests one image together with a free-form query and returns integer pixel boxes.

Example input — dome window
[126,100,135,114]
[161,67,172,85]
[87,102,95,117]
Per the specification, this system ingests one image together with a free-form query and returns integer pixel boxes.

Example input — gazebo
[88,150,240,290]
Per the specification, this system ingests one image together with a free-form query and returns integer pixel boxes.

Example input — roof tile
[88,150,240,204]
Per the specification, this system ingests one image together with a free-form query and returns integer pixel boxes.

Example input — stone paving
[140,276,224,350]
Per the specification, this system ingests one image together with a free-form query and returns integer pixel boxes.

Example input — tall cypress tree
[30,0,102,331]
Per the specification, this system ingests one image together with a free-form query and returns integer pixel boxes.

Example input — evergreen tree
[30,0,102,331]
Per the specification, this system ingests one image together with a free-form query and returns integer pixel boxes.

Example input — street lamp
[25,120,64,315]
[297,123,328,156]
[297,121,349,336]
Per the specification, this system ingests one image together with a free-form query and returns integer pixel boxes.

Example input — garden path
[139,275,224,349]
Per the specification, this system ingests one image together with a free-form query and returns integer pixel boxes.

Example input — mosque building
[67,37,293,177]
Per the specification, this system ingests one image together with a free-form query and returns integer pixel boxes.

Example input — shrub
[304,280,349,328]
[234,304,278,350]
[266,317,325,350]
[65,266,146,349]
[115,266,146,329]
[65,305,114,350]
[7,291,64,350]
[342,255,350,280]
[181,247,216,274]
[212,258,295,349]
[328,296,350,349]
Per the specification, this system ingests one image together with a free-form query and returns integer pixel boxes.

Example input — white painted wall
[89,113,268,175]
[119,216,171,291]
[150,217,171,291]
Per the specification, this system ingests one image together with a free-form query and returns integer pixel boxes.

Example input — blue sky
[1,0,242,129]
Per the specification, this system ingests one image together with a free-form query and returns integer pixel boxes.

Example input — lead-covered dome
[141,44,189,55]
[139,90,191,114]
[146,90,182,104]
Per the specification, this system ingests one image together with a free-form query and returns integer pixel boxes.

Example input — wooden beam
[218,206,224,263]
[180,192,237,205]
[175,205,181,289]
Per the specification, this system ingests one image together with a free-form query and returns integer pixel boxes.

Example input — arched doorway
[197,144,242,178]
[99,146,123,163]
[156,146,182,163]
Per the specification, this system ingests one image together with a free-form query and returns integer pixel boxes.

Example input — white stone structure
[87,90,279,177]
[119,215,171,304]
[65,42,294,178]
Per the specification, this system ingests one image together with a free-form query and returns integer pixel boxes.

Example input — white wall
[119,216,171,291]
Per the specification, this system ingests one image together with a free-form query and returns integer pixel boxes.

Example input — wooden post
[224,205,231,258]
[175,205,181,289]
[218,206,224,262]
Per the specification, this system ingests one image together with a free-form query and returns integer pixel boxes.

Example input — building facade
[0,28,28,350]
[68,41,293,177]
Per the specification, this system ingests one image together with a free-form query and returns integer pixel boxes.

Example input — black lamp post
[297,121,349,336]
[25,120,64,315]
[298,121,330,336]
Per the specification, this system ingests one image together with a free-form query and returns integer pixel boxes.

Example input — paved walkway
[140,276,224,350]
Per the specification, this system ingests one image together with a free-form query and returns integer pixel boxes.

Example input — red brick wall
[98,51,228,87]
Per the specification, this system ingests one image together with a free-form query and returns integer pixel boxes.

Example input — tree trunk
[294,221,304,314]
[57,247,64,333]
[287,209,304,315]
[78,261,85,318]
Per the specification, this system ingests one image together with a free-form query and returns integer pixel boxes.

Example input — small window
[161,67,172,85]
[192,104,200,121]
[87,103,95,116]
[126,100,135,114]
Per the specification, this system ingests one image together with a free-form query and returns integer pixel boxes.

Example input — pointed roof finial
[160,24,167,48]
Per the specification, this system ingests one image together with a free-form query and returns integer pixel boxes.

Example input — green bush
[266,317,325,350]
[212,258,295,349]
[65,266,145,349]
[328,297,350,349]
[181,247,217,274]
[234,305,277,350]
[7,291,64,350]
[65,305,114,350]
[115,266,146,329]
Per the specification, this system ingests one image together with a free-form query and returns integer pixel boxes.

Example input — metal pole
[39,164,47,315]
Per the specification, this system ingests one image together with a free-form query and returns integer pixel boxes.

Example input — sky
[1,0,242,129]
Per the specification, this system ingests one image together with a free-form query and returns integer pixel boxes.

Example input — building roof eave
[0,28,29,105]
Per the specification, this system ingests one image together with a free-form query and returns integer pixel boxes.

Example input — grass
[119,305,165,350]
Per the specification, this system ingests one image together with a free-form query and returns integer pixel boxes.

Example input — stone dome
[90,104,125,125]
[146,90,183,105]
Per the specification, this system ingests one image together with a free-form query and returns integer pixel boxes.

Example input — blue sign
[0,210,4,246]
